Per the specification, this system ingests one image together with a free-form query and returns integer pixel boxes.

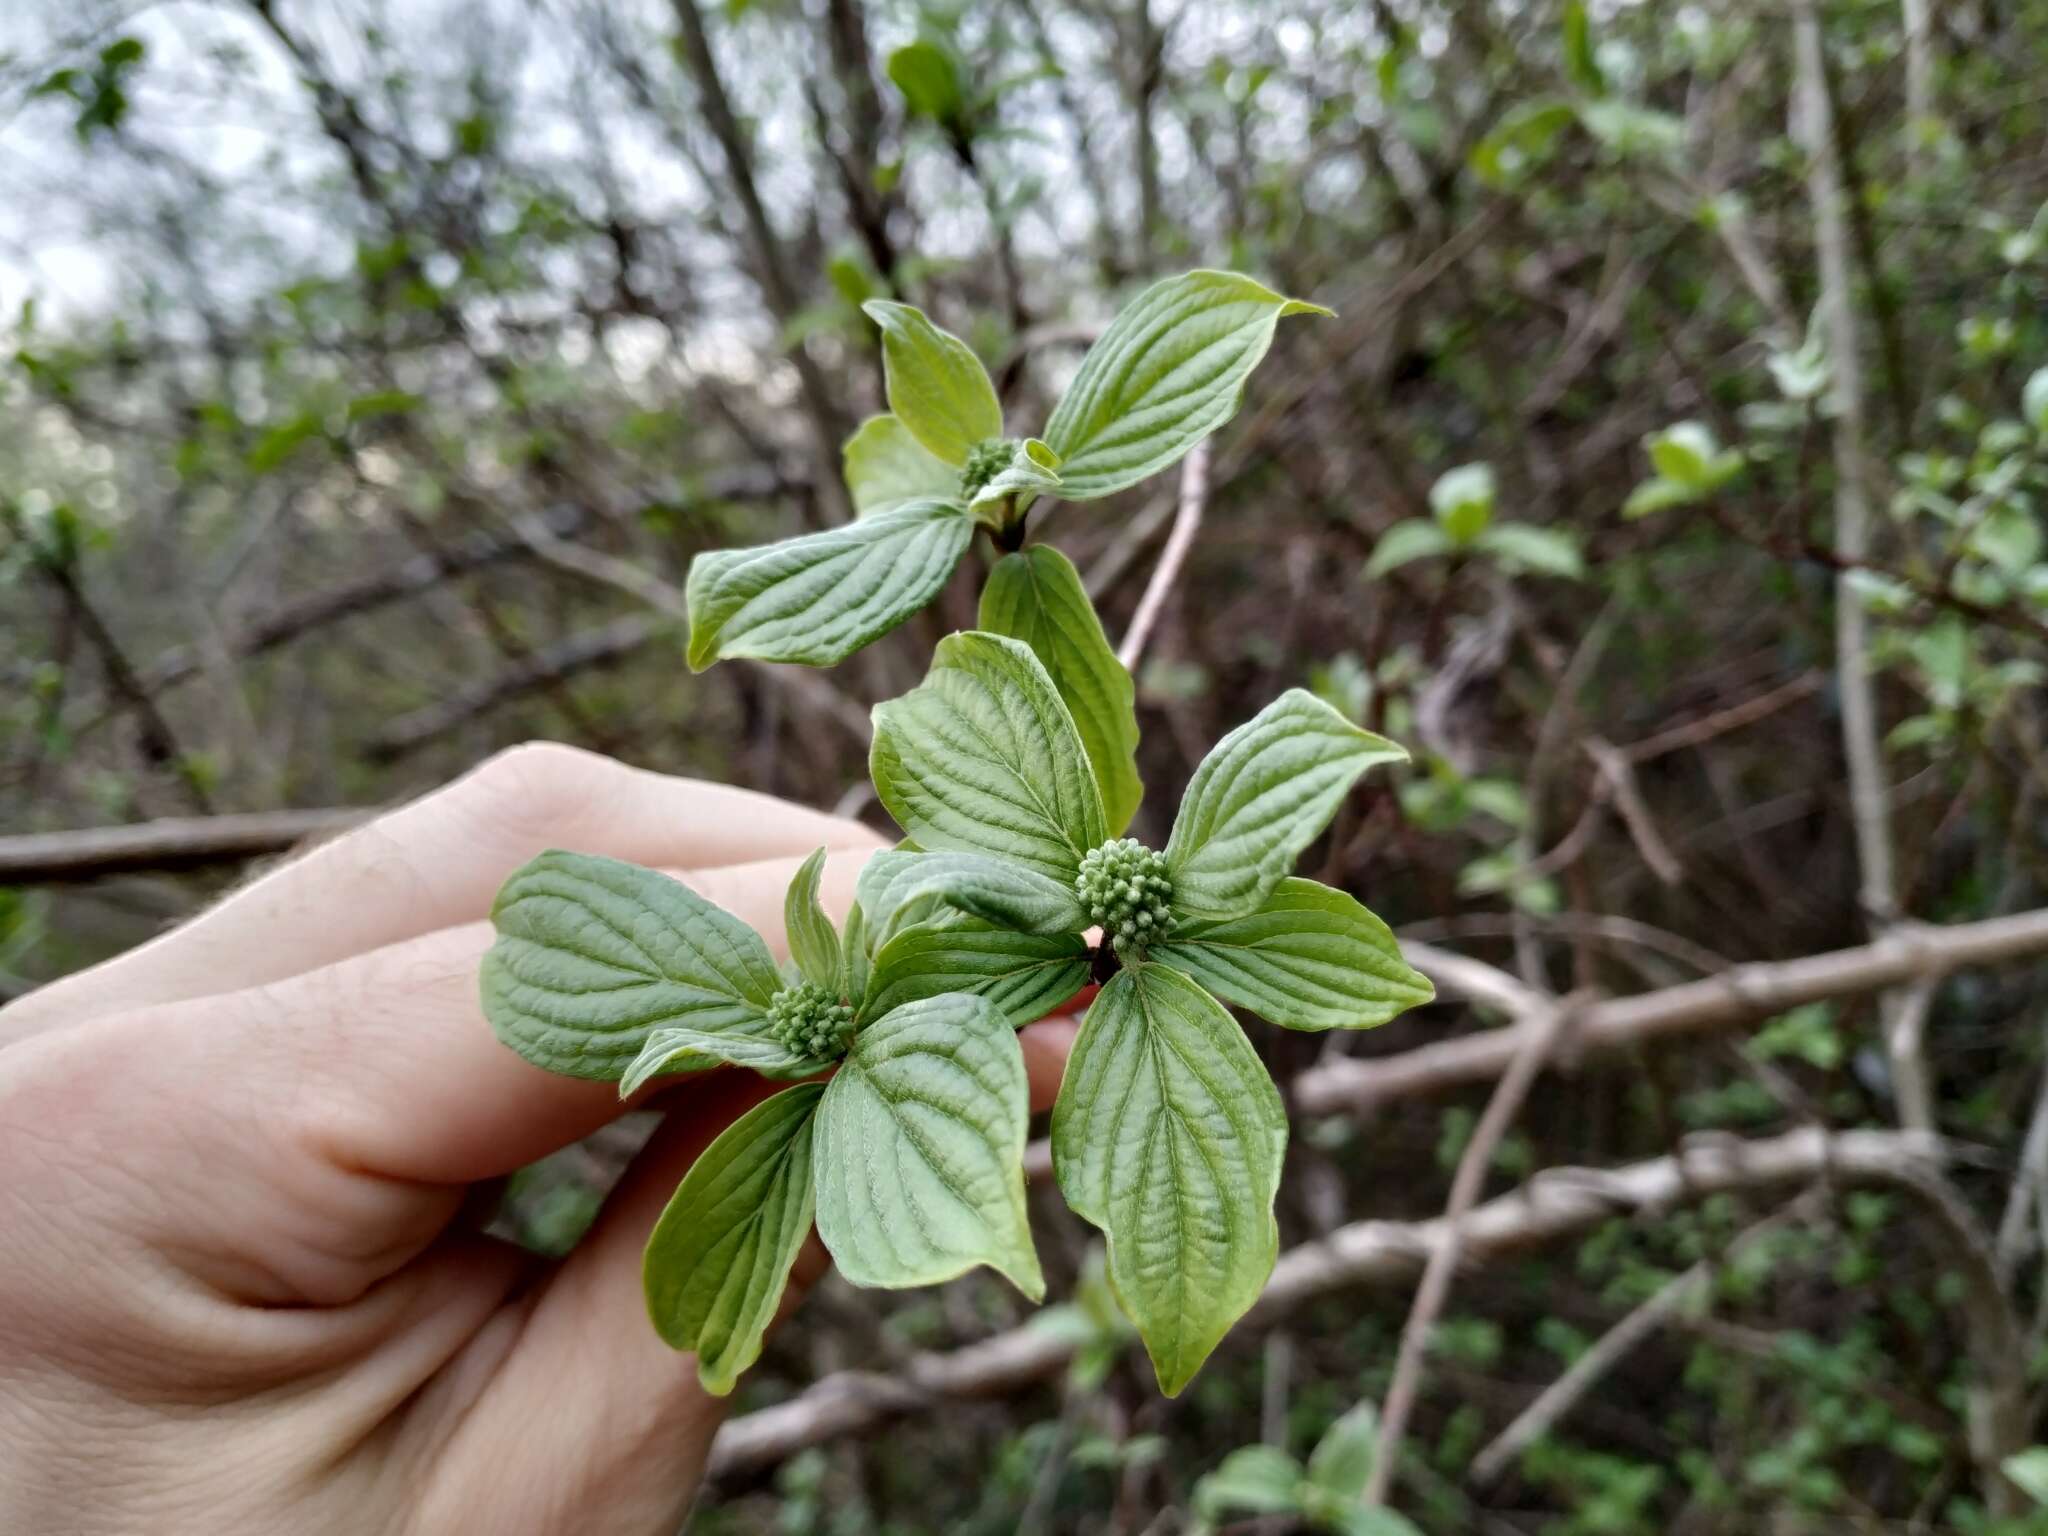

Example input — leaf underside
[481,850,781,1080]
[783,846,841,989]
[844,412,959,515]
[813,993,1045,1298]
[1051,962,1287,1394]
[643,1082,824,1393]
[867,919,1091,1028]
[685,498,973,669]
[863,299,1003,465]
[852,848,1087,949]
[621,1023,828,1095]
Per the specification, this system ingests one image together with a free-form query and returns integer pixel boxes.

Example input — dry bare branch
[0,808,370,884]
[710,1129,1952,1484]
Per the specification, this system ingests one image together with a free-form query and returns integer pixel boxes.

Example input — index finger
[1,742,884,1044]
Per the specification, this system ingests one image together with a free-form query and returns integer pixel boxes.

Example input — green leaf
[1151,878,1434,1031]
[867,920,1090,1027]
[1649,420,1716,485]
[1562,0,1605,95]
[344,390,422,425]
[246,410,326,473]
[2004,1447,2048,1506]
[886,39,965,126]
[784,847,840,989]
[481,850,779,1080]
[1469,98,1576,188]
[1363,518,1455,578]
[852,849,1087,948]
[862,299,1003,465]
[968,438,1064,512]
[621,1024,828,1095]
[643,1083,823,1393]
[839,900,872,1009]
[2024,367,2048,435]
[813,993,1044,1297]
[1474,523,1585,580]
[1621,476,1696,519]
[871,631,1108,881]
[685,498,974,669]
[1194,1445,1304,1521]
[1052,963,1287,1394]
[844,413,959,514]
[1041,270,1331,500]
[1968,502,2043,574]
[1643,421,1741,495]
[1304,1402,1381,1503]
[1428,461,1496,543]
[1578,98,1684,158]
[980,546,1143,833]
[1327,1510,1424,1536]
[1165,689,1407,922]
[854,848,951,949]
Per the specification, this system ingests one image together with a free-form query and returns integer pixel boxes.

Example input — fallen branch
[0,808,369,883]
[1018,911,2048,1181]
[1294,910,2048,1116]
[364,615,664,761]
[710,1128,1945,1483]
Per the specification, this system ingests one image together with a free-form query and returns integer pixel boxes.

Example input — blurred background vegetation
[6,0,2048,1530]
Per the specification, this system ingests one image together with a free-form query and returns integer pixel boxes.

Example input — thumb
[413,1068,802,1536]
[411,1013,1079,1534]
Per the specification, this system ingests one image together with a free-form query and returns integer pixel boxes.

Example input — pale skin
[0,743,1079,1535]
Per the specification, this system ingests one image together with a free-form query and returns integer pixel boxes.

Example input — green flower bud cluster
[767,981,855,1060]
[1076,837,1174,956]
[958,436,1018,499]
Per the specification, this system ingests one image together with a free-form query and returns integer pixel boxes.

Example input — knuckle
[459,741,619,837]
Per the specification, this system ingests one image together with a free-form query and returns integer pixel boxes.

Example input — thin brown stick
[1470,1196,1817,1483]
[711,1128,1945,1483]
[1364,1001,1572,1505]
[1619,671,1823,764]
[1996,1033,2048,1286]
[1116,439,1211,672]
[1018,907,2048,1179]
[0,808,370,884]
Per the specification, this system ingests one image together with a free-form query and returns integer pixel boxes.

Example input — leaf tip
[1281,298,1336,319]
[1008,1259,1048,1305]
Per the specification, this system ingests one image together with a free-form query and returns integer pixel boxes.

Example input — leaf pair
[479,848,1042,1393]
[1623,420,1744,518]
[867,633,1432,1390]
[647,991,1040,1393]
[1192,1404,1420,1536]
[685,270,1330,670]
[1365,461,1584,581]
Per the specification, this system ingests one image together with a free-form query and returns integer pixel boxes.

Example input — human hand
[0,744,1078,1535]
